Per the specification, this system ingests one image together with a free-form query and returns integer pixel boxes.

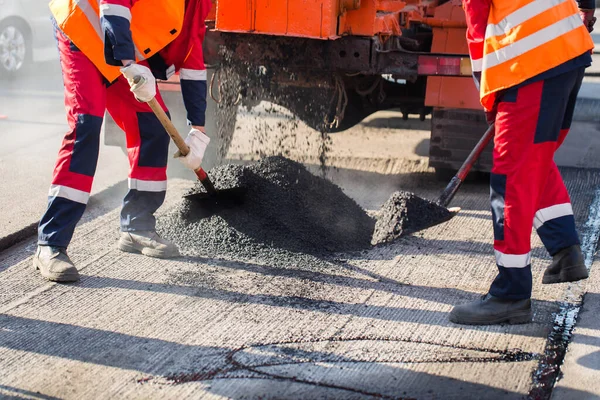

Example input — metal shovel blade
[399,206,461,237]
[183,187,247,208]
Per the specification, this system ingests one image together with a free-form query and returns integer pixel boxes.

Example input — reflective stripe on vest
[471,0,594,110]
[49,0,184,82]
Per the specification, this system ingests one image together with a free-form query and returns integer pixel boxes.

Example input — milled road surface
[1,158,599,398]
[2,59,600,399]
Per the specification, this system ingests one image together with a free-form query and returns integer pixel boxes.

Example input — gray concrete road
[0,61,194,248]
[1,166,600,399]
[552,254,600,400]
[2,100,600,398]
[0,61,129,246]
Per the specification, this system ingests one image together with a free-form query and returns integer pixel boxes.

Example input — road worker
[34,0,212,282]
[450,0,596,325]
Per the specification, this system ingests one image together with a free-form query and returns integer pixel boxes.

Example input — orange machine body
[210,0,478,111]
[214,0,438,39]
[424,1,480,110]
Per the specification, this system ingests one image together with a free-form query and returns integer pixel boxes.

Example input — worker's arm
[99,0,155,102]
[99,0,136,66]
[180,52,208,132]
[463,0,491,93]
[577,0,596,33]
[169,0,212,172]
[178,7,209,132]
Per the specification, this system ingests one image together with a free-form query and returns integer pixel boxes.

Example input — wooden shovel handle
[133,75,189,156]
[146,97,191,157]
[134,76,217,195]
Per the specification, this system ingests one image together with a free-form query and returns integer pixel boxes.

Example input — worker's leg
[536,67,589,284]
[106,75,179,258]
[35,26,106,281]
[487,81,561,300]
[450,73,576,324]
[535,165,578,254]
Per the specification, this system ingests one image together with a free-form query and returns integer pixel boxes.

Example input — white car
[0,0,56,76]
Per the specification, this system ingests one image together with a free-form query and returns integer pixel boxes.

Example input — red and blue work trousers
[489,67,585,300]
[38,26,170,248]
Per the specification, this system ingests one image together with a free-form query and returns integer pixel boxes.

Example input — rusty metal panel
[254,0,289,34]
[215,0,254,32]
[342,0,407,36]
[216,0,339,39]
[288,0,339,38]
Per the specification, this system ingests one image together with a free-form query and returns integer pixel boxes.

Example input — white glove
[120,63,156,102]
[175,128,211,171]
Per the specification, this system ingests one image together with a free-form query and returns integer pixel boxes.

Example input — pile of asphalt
[372,191,452,244]
[159,157,376,262]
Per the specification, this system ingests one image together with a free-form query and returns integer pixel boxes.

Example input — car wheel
[0,21,31,78]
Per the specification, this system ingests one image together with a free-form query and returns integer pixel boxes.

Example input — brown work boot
[118,230,180,259]
[542,245,588,284]
[449,294,532,325]
[33,246,80,282]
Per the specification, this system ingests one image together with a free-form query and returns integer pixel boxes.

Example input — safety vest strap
[50,0,184,82]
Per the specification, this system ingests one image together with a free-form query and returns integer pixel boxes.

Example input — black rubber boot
[542,245,588,284]
[449,294,532,325]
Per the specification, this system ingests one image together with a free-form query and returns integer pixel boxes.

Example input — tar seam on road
[143,336,537,399]
[528,186,600,400]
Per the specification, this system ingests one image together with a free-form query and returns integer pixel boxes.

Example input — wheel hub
[0,26,26,72]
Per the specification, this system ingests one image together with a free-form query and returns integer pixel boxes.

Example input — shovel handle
[134,76,217,195]
[437,123,495,208]
[146,96,191,156]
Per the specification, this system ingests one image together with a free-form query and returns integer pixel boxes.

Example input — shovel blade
[401,206,461,236]
[183,187,246,208]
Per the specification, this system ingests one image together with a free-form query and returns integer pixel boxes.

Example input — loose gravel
[159,157,375,263]
[372,191,452,244]
[159,157,450,263]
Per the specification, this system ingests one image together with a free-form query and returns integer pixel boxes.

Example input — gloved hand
[580,9,596,33]
[175,128,211,171]
[120,63,156,102]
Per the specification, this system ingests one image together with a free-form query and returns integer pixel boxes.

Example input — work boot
[33,246,80,283]
[118,230,180,259]
[542,245,588,284]
[449,294,532,325]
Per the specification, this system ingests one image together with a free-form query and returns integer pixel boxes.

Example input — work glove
[175,128,211,171]
[580,9,596,33]
[120,63,156,102]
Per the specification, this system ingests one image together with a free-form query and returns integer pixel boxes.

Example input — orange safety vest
[49,0,185,83]
[474,0,594,110]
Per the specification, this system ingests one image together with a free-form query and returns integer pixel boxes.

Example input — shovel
[136,76,245,206]
[436,124,495,208]
[392,124,495,238]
